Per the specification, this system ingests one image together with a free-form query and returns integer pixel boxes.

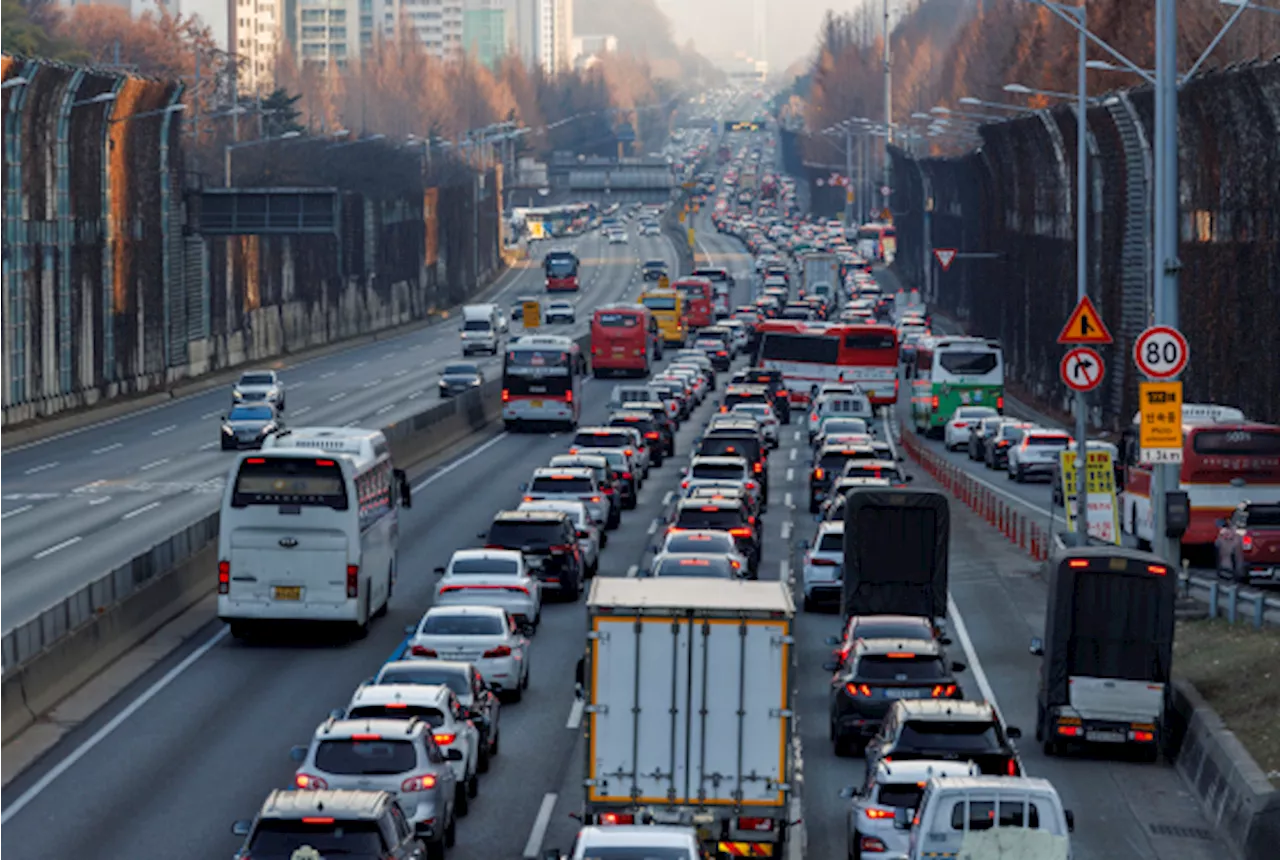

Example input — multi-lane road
[1,134,1231,860]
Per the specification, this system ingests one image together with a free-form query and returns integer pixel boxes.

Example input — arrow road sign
[933,248,958,272]
[1134,325,1189,379]
[1061,347,1105,393]
[1057,296,1113,345]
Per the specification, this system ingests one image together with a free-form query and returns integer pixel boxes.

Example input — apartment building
[230,0,281,91]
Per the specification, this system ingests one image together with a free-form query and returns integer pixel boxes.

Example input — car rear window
[819,451,863,474]
[531,476,593,494]
[610,416,656,433]
[1027,435,1070,448]
[249,820,385,858]
[818,532,844,552]
[900,720,1001,751]
[692,462,746,479]
[856,655,948,681]
[375,667,468,696]
[851,620,934,641]
[725,392,770,409]
[345,705,446,726]
[421,614,505,635]
[951,800,1042,830]
[878,783,925,809]
[450,556,520,575]
[314,738,419,775]
[665,533,735,554]
[1245,506,1280,527]
[699,437,762,460]
[573,431,631,448]
[675,507,746,529]
[487,520,565,546]
[655,557,735,578]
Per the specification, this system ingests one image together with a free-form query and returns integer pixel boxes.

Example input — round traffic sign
[1061,347,1105,393]
[1133,326,1189,379]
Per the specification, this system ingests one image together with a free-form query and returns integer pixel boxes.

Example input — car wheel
[522,663,531,690]
[802,594,815,613]
[467,771,479,799]
[833,728,856,757]
[1042,738,1062,757]
[427,834,446,860]
[444,810,457,847]
[455,783,469,817]
[489,726,499,756]
[1014,466,1025,483]
[478,743,490,773]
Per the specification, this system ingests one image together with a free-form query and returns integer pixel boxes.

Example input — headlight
[222,425,233,435]
[233,390,244,400]
[439,380,449,387]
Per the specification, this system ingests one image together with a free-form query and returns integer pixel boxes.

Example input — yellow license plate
[530,400,543,408]
[273,586,302,601]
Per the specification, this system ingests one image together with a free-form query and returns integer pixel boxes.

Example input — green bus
[911,336,1005,437]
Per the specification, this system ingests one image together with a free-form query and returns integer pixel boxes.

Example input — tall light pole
[882,0,893,217]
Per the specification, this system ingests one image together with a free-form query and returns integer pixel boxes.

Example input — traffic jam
[205,117,1280,860]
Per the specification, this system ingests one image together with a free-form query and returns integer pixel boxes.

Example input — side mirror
[519,482,529,492]
[220,415,227,422]
[445,748,464,762]
[231,819,252,837]
[903,474,914,483]
[822,660,841,672]
[329,708,345,720]
[1064,809,1075,832]
[433,566,446,575]
[950,661,967,673]
[394,469,412,508]
[939,636,953,646]
[1029,637,1045,657]
[289,745,308,762]
[1006,726,1023,740]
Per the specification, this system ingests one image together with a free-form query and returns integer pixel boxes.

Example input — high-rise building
[292,0,371,66]
[462,0,510,69]
[572,33,615,69]
[388,0,464,59]
[230,0,282,92]
[508,0,570,75]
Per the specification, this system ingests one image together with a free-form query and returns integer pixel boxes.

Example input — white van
[607,383,662,411]
[461,304,504,355]
[895,776,1074,860]
[216,427,411,638]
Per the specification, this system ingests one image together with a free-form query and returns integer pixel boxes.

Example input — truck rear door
[589,614,790,807]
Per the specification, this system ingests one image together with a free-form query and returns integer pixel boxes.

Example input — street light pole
[844,124,855,226]
[1069,2,1090,546]
[882,0,892,215]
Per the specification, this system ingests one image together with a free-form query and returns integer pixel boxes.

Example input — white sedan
[730,403,780,447]
[407,605,531,701]
[545,300,576,324]
[944,406,1000,451]
[432,549,541,626]
[608,230,629,244]
[802,521,845,612]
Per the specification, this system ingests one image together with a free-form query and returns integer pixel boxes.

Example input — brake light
[845,683,872,697]
[622,472,632,479]
[813,467,824,480]
[931,684,958,698]
[753,461,763,474]
[218,560,230,594]
[295,773,328,790]
[301,817,335,824]
[729,528,752,538]
[1068,559,1089,569]
[483,645,513,658]
[1241,535,1254,552]
[932,395,939,410]
[624,448,633,456]
[315,459,335,467]
[745,481,757,491]
[565,389,573,403]
[346,564,359,598]
[736,817,775,831]
[645,431,660,439]
[600,813,635,826]
[997,395,1004,410]
[402,774,438,791]
[433,733,456,746]
[864,808,895,820]
[410,645,438,657]
[351,733,382,740]
[549,544,575,554]
[1007,758,1019,776]
[809,557,839,566]
[502,388,510,403]
[246,457,265,464]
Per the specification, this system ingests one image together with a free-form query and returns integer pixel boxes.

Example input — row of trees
[797,0,1280,159]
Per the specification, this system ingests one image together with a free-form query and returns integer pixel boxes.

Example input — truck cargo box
[842,488,949,620]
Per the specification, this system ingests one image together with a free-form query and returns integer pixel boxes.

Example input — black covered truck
[841,488,949,622]
[1030,545,1176,761]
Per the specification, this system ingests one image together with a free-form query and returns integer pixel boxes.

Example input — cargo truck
[799,252,840,306]
[579,578,796,858]
[842,488,949,623]
[1030,545,1176,761]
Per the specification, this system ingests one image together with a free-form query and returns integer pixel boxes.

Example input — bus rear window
[939,351,999,375]
[596,313,639,328]
[1192,430,1280,456]
[642,296,677,311]
[761,333,839,364]
[232,458,347,509]
[844,332,896,350]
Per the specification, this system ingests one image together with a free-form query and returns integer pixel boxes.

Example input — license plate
[884,688,924,699]
[612,346,625,352]
[531,400,543,408]
[1086,730,1126,743]
[273,586,302,601]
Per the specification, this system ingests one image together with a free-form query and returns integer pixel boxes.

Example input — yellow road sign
[523,300,541,329]
[1057,295,1113,345]
[1139,381,1183,463]
[1060,449,1121,544]
[687,227,695,248]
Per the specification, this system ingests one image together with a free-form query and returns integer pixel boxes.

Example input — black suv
[233,789,426,860]
[733,368,791,423]
[482,511,584,600]
[865,700,1025,777]
[826,638,966,756]
[721,384,773,414]
[608,410,667,466]
[617,400,677,456]
[669,498,761,575]
[698,427,769,500]
[811,443,878,513]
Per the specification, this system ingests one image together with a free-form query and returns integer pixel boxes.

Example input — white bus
[216,427,412,638]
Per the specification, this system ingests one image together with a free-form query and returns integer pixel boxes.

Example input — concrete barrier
[1,330,593,744]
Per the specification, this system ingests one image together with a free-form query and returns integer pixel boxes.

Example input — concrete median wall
[0,331,589,744]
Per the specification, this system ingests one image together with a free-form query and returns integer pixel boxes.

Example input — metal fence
[889,58,1280,429]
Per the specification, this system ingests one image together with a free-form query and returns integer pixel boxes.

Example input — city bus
[757,320,900,406]
[638,288,687,346]
[856,223,896,263]
[502,336,583,431]
[544,249,580,292]
[672,277,714,329]
[217,427,411,639]
[590,305,660,378]
[1119,404,1280,549]
[912,336,1005,437]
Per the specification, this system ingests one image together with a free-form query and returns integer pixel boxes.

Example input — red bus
[544,250,580,291]
[757,320,900,405]
[673,278,714,329]
[1120,404,1280,548]
[590,306,659,378]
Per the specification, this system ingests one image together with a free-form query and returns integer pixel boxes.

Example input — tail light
[681,480,690,489]
[600,813,634,825]
[736,817,774,831]
[549,544,574,554]
[295,773,328,790]
[1131,729,1156,743]
[864,808,895,820]
[931,684,958,698]
[932,395,939,410]
[1056,724,1084,737]
[622,471,632,480]
[809,557,839,567]
[624,448,633,456]
[813,467,824,480]
[346,565,359,598]
[753,461,763,474]
[433,733,457,746]
[860,836,888,852]
[745,481,758,491]
[644,431,659,439]
[1147,564,1169,575]
[997,395,1004,410]
[565,389,573,403]
[1007,758,1019,776]
[1241,535,1254,552]
[729,527,752,538]
[483,645,513,658]
[218,560,230,594]
[410,645,438,657]
[502,388,510,403]
[402,774,438,792]
[845,683,872,697]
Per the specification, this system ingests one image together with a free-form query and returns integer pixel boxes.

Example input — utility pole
[843,125,854,226]
[1073,3,1089,546]
[882,0,892,216]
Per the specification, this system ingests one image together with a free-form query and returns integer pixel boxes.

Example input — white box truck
[580,578,796,858]
[799,252,840,305]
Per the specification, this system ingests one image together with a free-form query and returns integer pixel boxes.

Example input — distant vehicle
[231,790,430,860]
[607,229,629,245]
[232,370,285,410]
[220,402,282,450]
[641,259,669,282]
[438,362,484,398]
[843,488,948,624]
[637,288,686,346]
[502,338,584,431]
[544,249,580,292]
[913,336,1004,438]
[901,776,1073,860]
[758,320,899,407]
[545,300,576,324]
[1215,502,1280,583]
[460,304,502,355]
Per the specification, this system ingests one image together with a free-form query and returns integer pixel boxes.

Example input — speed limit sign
[1134,326,1189,379]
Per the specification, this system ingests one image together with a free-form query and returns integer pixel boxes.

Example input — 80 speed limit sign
[1134,325,1189,379]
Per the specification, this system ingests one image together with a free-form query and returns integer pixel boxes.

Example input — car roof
[892,699,997,721]
[257,789,390,821]
[871,759,980,783]
[492,510,570,523]
[532,467,594,478]
[451,547,525,561]
[317,718,432,740]
[349,683,450,708]
[378,659,470,678]
[854,637,943,657]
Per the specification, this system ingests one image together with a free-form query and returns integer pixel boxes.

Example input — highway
[0,226,680,634]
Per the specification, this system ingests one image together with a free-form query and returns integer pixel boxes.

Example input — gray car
[220,402,282,450]
[232,370,284,410]
[374,660,501,771]
[439,362,485,398]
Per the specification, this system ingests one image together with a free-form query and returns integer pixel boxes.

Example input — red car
[1215,503,1280,584]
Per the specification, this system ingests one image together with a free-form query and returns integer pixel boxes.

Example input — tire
[833,728,856,757]
[522,664,531,689]
[478,743,490,773]
[802,594,815,612]
[1042,738,1062,757]
[374,565,393,618]
[507,683,523,704]
[809,497,820,514]
[228,621,254,641]
[444,810,457,847]
[593,368,605,379]
[467,771,479,799]
[427,835,446,860]
[1014,466,1025,483]
[489,725,500,757]
[353,593,371,640]
[455,783,469,817]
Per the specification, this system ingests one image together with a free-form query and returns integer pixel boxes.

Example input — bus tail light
[502,389,510,403]
[932,395,940,410]
[346,565,360,598]
[218,560,230,594]
[565,389,573,403]
[997,395,1005,411]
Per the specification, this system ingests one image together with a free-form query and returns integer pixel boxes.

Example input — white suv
[1007,429,1072,483]
[944,406,999,450]
[802,520,844,612]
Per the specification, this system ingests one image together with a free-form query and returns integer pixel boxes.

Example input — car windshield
[675,507,744,529]
[463,319,492,331]
[239,374,274,386]
[487,521,564,546]
[375,668,468,696]
[900,720,1001,751]
[346,705,446,726]
[450,557,520,575]
[444,364,478,376]
[229,407,272,421]
[248,820,384,858]
[856,655,948,681]
[313,738,418,775]
[420,614,505,635]
[655,557,735,578]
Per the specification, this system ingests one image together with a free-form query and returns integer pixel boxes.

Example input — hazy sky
[655,0,843,71]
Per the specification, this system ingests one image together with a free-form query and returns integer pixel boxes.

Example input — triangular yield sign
[933,248,957,271]
[1057,295,1113,345]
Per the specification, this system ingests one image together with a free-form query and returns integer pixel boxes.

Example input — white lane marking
[353,362,367,369]
[522,792,558,859]
[291,382,305,390]
[139,458,169,471]
[24,462,59,475]
[2,504,34,520]
[626,565,638,578]
[393,369,408,377]
[362,379,383,389]
[376,404,396,416]
[786,467,794,482]
[199,442,218,451]
[293,406,313,416]
[122,500,162,520]
[647,519,659,535]
[33,536,83,560]
[328,393,347,402]
[382,353,398,360]
[566,699,585,730]
[790,447,797,461]
[88,496,112,506]
[784,491,793,509]
[412,434,509,493]
[92,442,124,455]
[320,371,336,379]
[151,424,178,436]
[781,520,792,540]
[408,390,425,400]
[0,626,230,824]
[200,410,222,420]
[662,490,674,506]
[794,430,802,442]
[946,595,999,707]
[343,420,360,428]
